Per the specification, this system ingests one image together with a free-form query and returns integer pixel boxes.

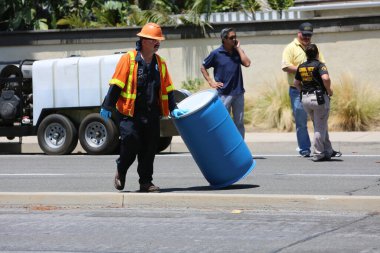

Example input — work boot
[114,169,126,191]
[139,183,160,193]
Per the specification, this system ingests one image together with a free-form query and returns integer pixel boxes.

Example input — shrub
[247,73,380,132]
[244,95,255,125]
[250,78,294,131]
[180,77,255,125]
[181,78,204,93]
[329,73,380,131]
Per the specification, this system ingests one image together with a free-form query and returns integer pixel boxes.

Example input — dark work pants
[116,113,160,185]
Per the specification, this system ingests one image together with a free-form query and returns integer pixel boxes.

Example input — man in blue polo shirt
[201,28,251,138]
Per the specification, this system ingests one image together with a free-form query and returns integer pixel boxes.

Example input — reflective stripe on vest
[161,62,174,94]
[156,56,171,116]
[120,51,136,100]
[109,78,125,88]
[116,51,172,117]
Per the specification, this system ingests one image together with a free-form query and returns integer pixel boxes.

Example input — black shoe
[140,183,160,193]
[114,170,126,191]
[332,150,342,157]
[312,156,330,162]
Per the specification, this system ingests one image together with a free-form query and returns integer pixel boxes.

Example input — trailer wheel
[78,113,119,155]
[157,136,172,153]
[37,114,78,155]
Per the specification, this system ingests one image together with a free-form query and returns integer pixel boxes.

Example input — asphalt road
[0,154,379,195]
[0,207,379,253]
[1,153,380,252]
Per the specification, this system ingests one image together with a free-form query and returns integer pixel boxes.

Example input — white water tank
[32,54,123,125]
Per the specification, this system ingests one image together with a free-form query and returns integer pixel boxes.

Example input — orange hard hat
[137,23,165,41]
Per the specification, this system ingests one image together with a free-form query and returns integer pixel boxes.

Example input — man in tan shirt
[281,22,324,157]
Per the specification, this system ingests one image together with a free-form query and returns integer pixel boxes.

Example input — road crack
[271,212,379,253]
[345,178,380,195]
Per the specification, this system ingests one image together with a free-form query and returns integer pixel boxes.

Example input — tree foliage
[267,0,294,18]
[0,0,46,31]
[0,0,263,31]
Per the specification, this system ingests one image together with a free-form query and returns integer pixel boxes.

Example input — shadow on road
[160,184,260,193]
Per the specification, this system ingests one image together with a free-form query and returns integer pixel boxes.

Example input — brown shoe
[114,170,126,191]
[140,183,160,193]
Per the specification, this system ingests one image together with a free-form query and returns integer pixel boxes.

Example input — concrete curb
[1,192,380,212]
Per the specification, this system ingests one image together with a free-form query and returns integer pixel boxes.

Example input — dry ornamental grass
[329,73,380,131]
[250,78,294,132]
[248,73,380,132]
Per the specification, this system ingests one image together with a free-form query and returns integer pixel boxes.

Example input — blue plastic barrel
[172,89,256,188]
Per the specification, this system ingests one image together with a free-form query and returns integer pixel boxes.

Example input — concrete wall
[1,16,379,94]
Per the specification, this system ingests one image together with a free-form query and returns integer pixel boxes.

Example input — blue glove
[171,108,189,118]
[100,108,112,122]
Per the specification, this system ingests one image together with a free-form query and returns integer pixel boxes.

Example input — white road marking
[0,154,379,158]
[157,154,380,157]
[0,173,378,178]
[0,174,65,176]
[252,154,380,157]
[272,173,380,177]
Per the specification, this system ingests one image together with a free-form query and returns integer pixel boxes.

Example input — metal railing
[203,10,301,23]
[174,1,380,24]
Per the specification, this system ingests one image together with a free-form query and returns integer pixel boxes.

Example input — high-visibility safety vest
[109,50,174,117]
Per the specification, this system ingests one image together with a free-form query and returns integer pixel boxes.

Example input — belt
[302,90,327,95]
[289,86,297,90]
[302,91,316,95]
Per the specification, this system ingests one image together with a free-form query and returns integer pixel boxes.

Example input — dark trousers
[116,113,160,185]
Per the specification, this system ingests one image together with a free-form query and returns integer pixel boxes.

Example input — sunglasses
[227,36,236,40]
[302,33,312,38]
[144,38,159,43]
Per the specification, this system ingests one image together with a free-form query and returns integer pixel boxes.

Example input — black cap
[299,22,313,35]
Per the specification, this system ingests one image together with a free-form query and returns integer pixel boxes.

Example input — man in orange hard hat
[100,23,178,192]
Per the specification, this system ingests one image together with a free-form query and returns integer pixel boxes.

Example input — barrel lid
[175,89,217,118]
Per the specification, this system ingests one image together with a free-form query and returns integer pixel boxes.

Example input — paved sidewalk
[172,131,380,143]
[170,131,380,155]
[2,131,380,145]
[1,131,378,154]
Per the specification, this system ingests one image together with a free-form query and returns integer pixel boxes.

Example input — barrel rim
[209,159,256,189]
[174,89,218,119]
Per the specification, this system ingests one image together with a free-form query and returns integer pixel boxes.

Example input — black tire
[0,65,23,90]
[0,65,23,78]
[37,114,78,155]
[78,113,119,155]
[157,136,172,153]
